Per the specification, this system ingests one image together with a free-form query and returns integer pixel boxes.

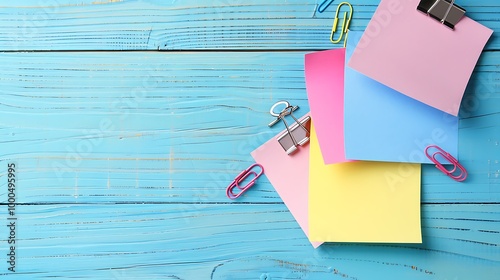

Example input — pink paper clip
[226,163,264,199]
[425,145,467,182]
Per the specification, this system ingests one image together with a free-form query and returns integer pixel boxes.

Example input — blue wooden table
[0,0,499,279]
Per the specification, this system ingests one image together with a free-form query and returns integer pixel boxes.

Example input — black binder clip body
[268,101,311,155]
[417,0,465,29]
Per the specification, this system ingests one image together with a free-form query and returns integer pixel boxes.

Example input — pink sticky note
[348,0,493,116]
[305,48,349,164]
[251,114,322,248]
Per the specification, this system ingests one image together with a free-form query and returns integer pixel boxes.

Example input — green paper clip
[330,2,353,47]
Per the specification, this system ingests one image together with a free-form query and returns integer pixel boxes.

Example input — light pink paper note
[305,48,349,164]
[348,0,493,116]
[251,114,322,248]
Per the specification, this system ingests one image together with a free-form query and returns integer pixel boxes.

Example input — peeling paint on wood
[0,0,498,279]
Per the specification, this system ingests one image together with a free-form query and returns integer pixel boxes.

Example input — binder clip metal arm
[268,101,311,155]
[417,0,465,29]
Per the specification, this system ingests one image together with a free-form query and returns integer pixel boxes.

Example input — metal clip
[417,0,466,29]
[269,101,311,155]
[318,0,335,13]
[425,145,467,182]
[226,163,264,199]
[330,2,353,47]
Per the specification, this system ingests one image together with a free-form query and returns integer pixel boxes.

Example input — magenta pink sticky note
[251,114,322,248]
[348,0,493,116]
[305,48,349,164]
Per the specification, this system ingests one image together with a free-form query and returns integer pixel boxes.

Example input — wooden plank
[0,1,497,278]
[0,0,497,51]
[0,51,498,203]
[0,204,497,278]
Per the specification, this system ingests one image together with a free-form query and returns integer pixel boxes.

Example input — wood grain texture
[0,0,497,51]
[0,51,497,203]
[0,204,498,279]
[0,0,498,278]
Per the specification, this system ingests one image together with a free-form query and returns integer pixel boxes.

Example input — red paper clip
[425,145,467,182]
[226,163,264,199]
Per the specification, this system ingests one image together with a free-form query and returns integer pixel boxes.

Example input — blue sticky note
[344,31,459,163]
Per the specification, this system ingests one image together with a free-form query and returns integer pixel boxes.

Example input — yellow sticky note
[309,123,422,243]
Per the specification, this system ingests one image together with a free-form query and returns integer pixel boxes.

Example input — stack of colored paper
[252,0,492,247]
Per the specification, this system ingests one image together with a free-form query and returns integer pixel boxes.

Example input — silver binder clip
[268,101,311,155]
[417,0,465,29]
